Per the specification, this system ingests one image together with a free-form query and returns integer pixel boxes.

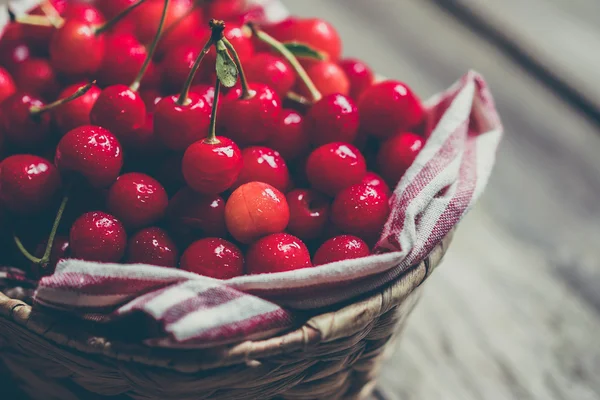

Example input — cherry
[233,146,290,192]
[167,187,227,241]
[358,81,425,140]
[219,83,282,146]
[270,18,342,61]
[206,0,247,21]
[0,67,16,104]
[245,53,295,99]
[156,6,205,57]
[49,19,107,77]
[0,40,33,75]
[31,236,70,278]
[286,189,330,241]
[0,93,51,149]
[12,58,59,101]
[306,142,366,196]
[53,82,102,134]
[126,227,178,267]
[313,235,370,266]
[140,89,163,110]
[376,132,424,186]
[304,93,359,146]
[0,155,61,214]
[362,171,392,198]
[55,125,123,188]
[97,33,149,87]
[107,173,168,229]
[225,182,289,244]
[131,0,192,44]
[191,83,216,107]
[331,182,390,241]
[90,0,171,139]
[265,109,309,161]
[297,61,349,98]
[161,42,207,91]
[338,58,375,100]
[154,93,211,150]
[180,238,244,279]
[63,3,106,25]
[246,233,312,275]
[182,135,243,194]
[70,211,127,262]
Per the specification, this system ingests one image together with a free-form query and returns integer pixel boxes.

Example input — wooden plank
[280,0,600,399]
[437,0,600,117]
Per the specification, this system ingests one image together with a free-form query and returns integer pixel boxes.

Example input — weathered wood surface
[280,0,600,399]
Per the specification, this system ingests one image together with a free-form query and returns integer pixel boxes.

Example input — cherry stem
[205,77,221,145]
[29,81,96,116]
[248,24,322,102]
[13,194,69,267]
[286,91,311,106]
[221,37,254,100]
[94,0,148,36]
[176,37,214,106]
[40,0,64,28]
[130,0,169,92]
[15,14,54,27]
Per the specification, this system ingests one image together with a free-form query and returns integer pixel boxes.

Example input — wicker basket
[0,232,452,400]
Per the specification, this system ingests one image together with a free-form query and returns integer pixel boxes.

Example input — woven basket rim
[0,232,453,373]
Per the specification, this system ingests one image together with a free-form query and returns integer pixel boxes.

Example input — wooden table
[279,1,600,399]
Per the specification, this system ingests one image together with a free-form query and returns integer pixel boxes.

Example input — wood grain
[280,0,600,399]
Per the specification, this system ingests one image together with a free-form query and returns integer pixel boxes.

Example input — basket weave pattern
[0,233,452,400]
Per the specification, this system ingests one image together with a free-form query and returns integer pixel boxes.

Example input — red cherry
[306,142,366,196]
[154,93,211,151]
[55,125,123,188]
[362,171,392,198]
[140,89,163,111]
[31,236,70,278]
[219,83,281,146]
[156,7,205,57]
[246,233,312,275]
[0,67,16,104]
[358,81,425,140]
[233,146,290,192]
[93,0,136,19]
[180,238,244,279]
[182,136,243,195]
[107,173,168,229]
[97,33,148,87]
[272,18,341,61]
[70,211,127,262]
[21,0,68,52]
[191,84,216,107]
[167,187,227,241]
[90,84,146,138]
[131,0,192,44]
[63,3,106,25]
[225,182,290,244]
[304,93,359,146]
[49,19,106,77]
[313,235,370,266]
[12,58,59,101]
[338,58,375,100]
[264,109,309,162]
[161,42,206,92]
[286,189,330,240]
[297,61,349,98]
[126,227,178,267]
[0,93,51,148]
[206,0,247,21]
[0,40,33,75]
[0,155,61,214]
[376,132,424,186]
[245,53,295,99]
[331,182,390,241]
[53,82,102,134]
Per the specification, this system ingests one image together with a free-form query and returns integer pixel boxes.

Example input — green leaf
[282,42,326,60]
[215,40,238,88]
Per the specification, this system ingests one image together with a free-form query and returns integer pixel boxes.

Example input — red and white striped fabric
[33,71,503,348]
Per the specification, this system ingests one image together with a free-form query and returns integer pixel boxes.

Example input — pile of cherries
[0,0,427,280]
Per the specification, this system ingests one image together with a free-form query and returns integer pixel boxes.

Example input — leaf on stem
[215,40,238,88]
[282,42,326,60]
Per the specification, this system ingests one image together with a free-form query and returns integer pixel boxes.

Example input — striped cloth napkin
[32,71,503,348]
